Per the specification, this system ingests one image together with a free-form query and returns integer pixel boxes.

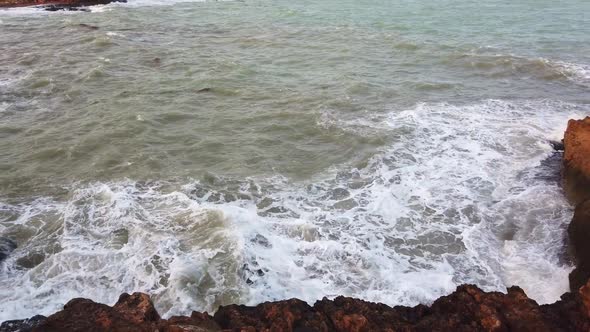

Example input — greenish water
[0,0,589,321]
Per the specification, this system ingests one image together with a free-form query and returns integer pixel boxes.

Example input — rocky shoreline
[1,117,590,331]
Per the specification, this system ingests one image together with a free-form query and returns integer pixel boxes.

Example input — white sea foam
[0,99,585,321]
[552,60,590,84]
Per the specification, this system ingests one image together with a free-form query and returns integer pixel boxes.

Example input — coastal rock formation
[569,200,590,291]
[563,117,590,291]
[3,283,590,332]
[0,0,124,9]
[563,117,590,205]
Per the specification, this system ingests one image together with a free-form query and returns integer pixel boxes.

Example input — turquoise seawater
[0,0,589,321]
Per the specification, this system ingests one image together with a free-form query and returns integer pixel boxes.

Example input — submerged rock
[0,237,17,263]
[17,283,590,331]
[563,117,590,205]
[550,140,565,151]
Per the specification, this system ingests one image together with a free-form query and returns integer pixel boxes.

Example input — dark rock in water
[0,315,46,332]
[77,23,99,30]
[251,233,271,248]
[534,151,563,183]
[195,87,212,93]
[42,4,88,11]
[151,58,162,67]
[0,237,17,263]
[550,140,565,151]
[563,117,590,205]
[23,282,590,331]
[569,199,590,291]
[16,251,45,269]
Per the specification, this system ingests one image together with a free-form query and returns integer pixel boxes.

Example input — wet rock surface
[3,283,589,332]
[0,315,45,332]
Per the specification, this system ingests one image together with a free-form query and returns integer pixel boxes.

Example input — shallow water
[0,0,589,321]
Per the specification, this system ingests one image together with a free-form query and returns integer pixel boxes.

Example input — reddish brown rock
[561,117,590,292]
[28,292,219,332]
[3,283,590,332]
[214,298,331,331]
[563,117,590,205]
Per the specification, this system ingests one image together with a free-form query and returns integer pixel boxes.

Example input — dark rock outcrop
[7,282,588,332]
[0,315,45,332]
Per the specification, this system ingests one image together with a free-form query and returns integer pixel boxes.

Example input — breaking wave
[0,99,584,321]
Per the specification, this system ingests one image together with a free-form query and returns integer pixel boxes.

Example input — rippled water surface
[1,0,589,321]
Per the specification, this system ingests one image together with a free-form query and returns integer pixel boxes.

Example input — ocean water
[0,0,589,321]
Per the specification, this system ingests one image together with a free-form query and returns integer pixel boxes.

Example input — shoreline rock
[563,117,590,205]
[3,284,590,332]
[563,117,590,291]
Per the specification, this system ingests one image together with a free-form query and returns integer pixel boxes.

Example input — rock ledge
[3,284,590,332]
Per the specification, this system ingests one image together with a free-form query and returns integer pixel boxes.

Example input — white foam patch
[0,99,585,321]
[552,60,590,84]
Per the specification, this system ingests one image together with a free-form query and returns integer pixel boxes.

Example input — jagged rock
[563,117,590,205]
[550,140,565,151]
[0,237,17,263]
[32,292,220,332]
[214,298,330,331]
[21,283,590,331]
[33,293,163,331]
